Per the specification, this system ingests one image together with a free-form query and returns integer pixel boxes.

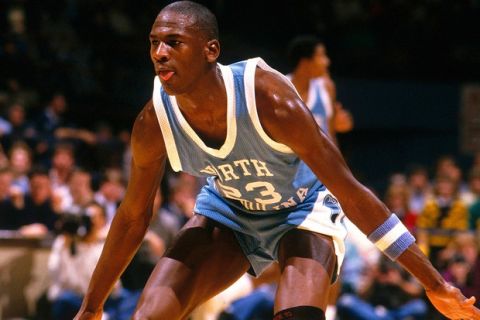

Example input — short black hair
[162,1,219,40]
[287,35,323,69]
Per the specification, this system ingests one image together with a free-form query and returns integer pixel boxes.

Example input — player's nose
[153,41,169,62]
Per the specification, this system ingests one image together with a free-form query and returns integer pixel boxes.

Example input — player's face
[310,44,330,77]
[149,10,213,95]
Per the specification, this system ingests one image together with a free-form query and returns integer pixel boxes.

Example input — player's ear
[205,39,220,63]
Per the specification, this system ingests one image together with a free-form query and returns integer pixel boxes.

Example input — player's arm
[75,100,167,319]
[254,67,480,320]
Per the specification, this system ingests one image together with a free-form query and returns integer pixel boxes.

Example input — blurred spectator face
[310,44,330,77]
[454,233,479,265]
[100,180,124,202]
[468,169,480,196]
[385,186,409,214]
[30,173,52,204]
[435,176,457,198]
[9,144,32,174]
[53,148,75,171]
[8,104,25,126]
[8,8,25,34]
[85,203,106,233]
[0,169,13,200]
[50,94,67,114]
[436,156,462,183]
[69,171,93,205]
[448,255,470,285]
[409,170,429,191]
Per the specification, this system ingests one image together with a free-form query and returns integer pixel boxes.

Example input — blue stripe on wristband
[367,214,400,243]
[383,231,416,260]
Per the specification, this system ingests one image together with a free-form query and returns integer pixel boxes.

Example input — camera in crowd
[57,211,93,238]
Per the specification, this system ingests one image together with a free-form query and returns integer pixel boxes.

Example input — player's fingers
[462,296,476,306]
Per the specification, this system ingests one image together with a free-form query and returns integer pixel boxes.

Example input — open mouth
[158,70,175,81]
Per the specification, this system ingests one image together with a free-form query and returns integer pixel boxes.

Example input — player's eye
[168,40,181,47]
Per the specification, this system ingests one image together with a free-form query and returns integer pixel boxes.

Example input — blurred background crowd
[1,0,480,319]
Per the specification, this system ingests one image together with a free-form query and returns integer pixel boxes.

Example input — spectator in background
[0,167,15,229]
[337,256,427,320]
[0,102,37,150]
[384,184,417,232]
[441,233,480,308]
[35,92,78,165]
[8,140,32,193]
[0,144,9,168]
[0,107,12,137]
[65,168,94,214]
[92,122,125,169]
[435,155,464,192]
[118,129,132,180]
[0,166,13,202]
[470,198,480,234]
[94,167,125,227]
[406,165,432,215]
[36,92,69,139]
[49,143,76,210]
[149,187,181,249]
[461,167,480,207]
[10,167,60,237]
[416,175,469,268]
[47,201,123,320]
[163,173,197,226]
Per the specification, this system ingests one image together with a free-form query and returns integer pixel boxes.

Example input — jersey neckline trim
[152,76,183,171]
[244,58,294,154]
[168,63,237,159]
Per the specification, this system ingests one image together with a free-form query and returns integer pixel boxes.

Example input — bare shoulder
[131,99,166,167]
[253,67,315,143]
[254,67,309,123]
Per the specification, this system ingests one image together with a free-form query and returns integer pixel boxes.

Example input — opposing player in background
[76,2,480,319]
[287,36,353,143]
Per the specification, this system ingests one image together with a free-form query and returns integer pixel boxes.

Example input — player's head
[288,35,330,77]
[150,1,220,95]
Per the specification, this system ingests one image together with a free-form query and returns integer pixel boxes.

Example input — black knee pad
[273,306,325,320]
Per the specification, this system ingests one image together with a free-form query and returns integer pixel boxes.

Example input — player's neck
[291,69,312,100]
[292,65,314,83]
[176,64,225,113]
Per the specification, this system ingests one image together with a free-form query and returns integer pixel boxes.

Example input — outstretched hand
[426,283,480,319]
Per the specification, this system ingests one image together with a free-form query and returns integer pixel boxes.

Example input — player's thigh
[274,228,336,313]
[134,214,250,319]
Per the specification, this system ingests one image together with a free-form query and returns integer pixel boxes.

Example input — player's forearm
[342,187,446,291]
[396,244,446,291]
[81,207,151,311]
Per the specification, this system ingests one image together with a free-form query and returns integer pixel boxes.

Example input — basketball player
[287,36,353,142]
[75,2,480,319]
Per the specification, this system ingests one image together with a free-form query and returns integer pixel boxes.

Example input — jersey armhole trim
[244,58,295,154]
[152,76,182,171]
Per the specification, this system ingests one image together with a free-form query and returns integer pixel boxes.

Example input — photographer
[47,202,112,320]
[337,256,428,320]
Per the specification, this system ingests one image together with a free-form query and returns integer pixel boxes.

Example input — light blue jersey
[153,58,347,276]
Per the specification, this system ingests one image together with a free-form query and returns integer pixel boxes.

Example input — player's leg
[274,228,337,320]
[132,214,250,320]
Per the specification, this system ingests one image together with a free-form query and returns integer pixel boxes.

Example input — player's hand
[333,102,353,133]
[426,283,480,319]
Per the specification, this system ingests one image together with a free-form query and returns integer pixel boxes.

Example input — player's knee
[273,306,325,320]
[132,287,183,320]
